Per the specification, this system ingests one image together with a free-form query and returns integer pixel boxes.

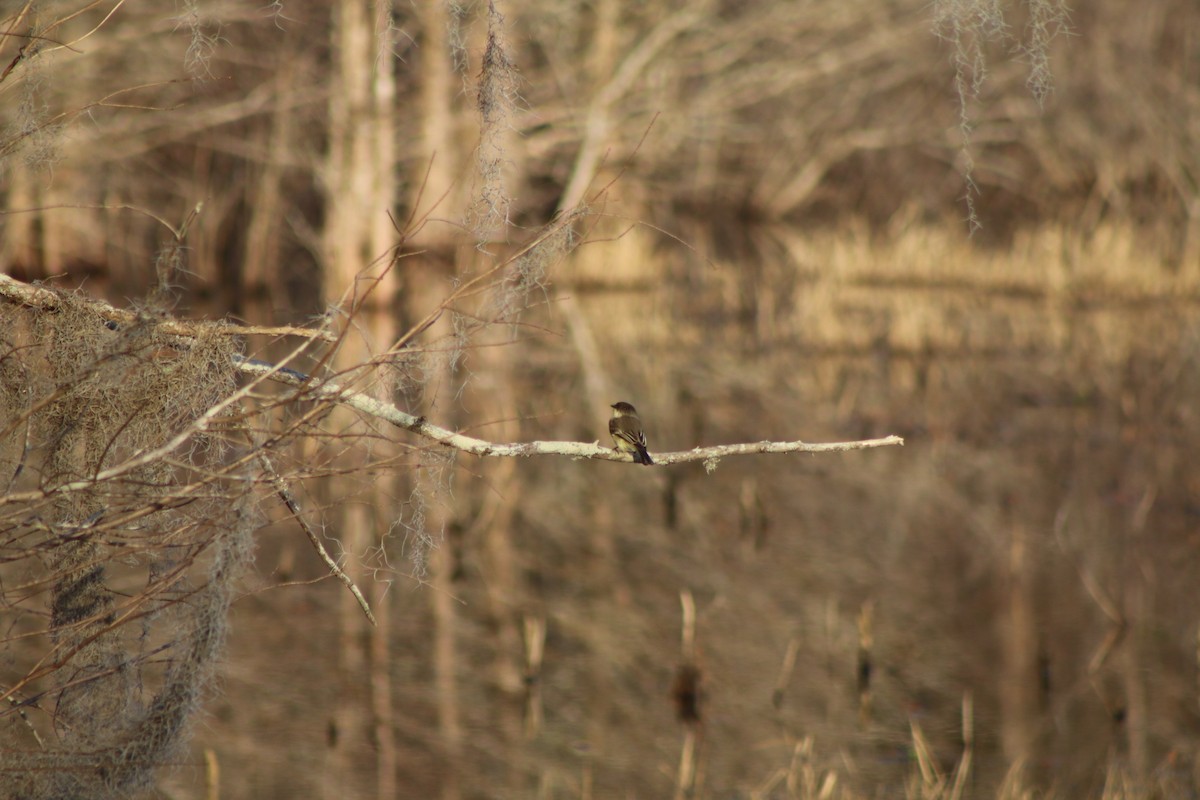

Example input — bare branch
[0,275,903,468]
[0,273,336,341]
[255,450,376,626]
[235,356,904,465]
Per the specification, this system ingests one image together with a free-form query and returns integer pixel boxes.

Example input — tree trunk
[320,2,398,798]
[999,522,1038,769]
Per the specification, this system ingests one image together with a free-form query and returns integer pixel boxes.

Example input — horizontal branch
[0,274,904,466]
[0,274,335,341]
[235,357,904,465]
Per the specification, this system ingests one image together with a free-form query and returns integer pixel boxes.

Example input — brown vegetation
[3,1,1200,798]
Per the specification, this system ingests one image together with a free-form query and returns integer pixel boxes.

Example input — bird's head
[611,401,638,417]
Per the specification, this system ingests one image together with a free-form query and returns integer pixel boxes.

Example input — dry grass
[767,221,1197,358]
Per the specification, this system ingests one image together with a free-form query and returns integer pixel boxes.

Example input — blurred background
[3,0,1200,797]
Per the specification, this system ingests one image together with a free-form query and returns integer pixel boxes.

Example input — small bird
[609,401,653,465]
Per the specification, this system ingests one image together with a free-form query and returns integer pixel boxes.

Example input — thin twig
[256,450,376,626]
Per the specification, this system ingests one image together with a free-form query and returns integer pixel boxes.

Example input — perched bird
[609,401,653,465]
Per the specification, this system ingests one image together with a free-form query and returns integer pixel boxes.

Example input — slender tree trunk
[471,345,527,791]
[1,162,38,273]
[1120,484,1154,785]
[1121,575,1148,783]
[999,522,1038,769]
[413,0,461,241]
[407,4,473,797]
[242,54,297,298]
[431,536,464,800]
[321,2,398,798]
[369,9,399,798]
[407,253,467,800]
